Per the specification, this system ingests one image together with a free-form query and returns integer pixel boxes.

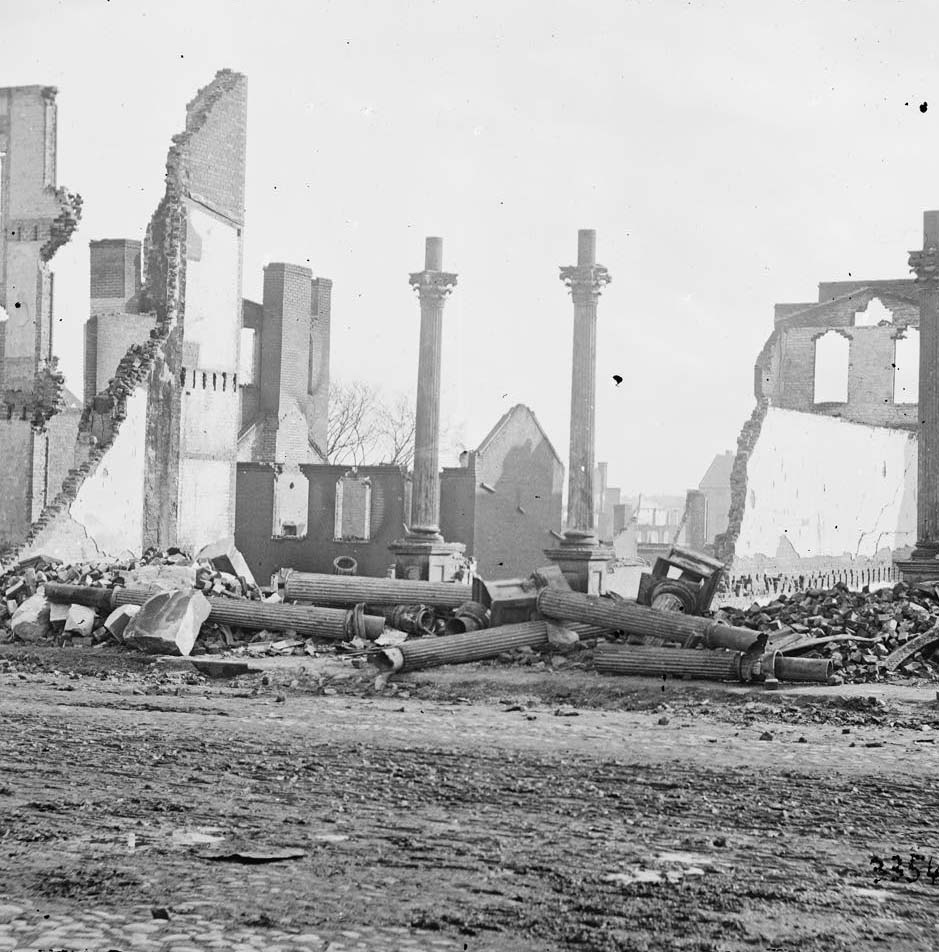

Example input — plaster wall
[735,407,917,560]
[183,201,240,369]
[177,458,235,552]
[68,386,148,556]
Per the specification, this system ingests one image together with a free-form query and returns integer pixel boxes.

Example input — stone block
[195,537,256,587]
[63,603,96,636]
[123,590,211,656]
[105,604,140,640]
[11,593,50,642]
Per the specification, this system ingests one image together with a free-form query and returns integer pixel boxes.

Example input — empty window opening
[813,330,850,403]
[854,297,894,327]
[894,328,920,404]
[334,473,372,542]
[273,465,309,539]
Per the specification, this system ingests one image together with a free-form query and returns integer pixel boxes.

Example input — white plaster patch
[735,407,917,559]
[68,387,147,557]
[177,458,234,554]
[183,201,240,369]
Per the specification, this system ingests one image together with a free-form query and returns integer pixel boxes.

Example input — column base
[894,554,939,586]
[543,529,614,595]
[388,526,467,582]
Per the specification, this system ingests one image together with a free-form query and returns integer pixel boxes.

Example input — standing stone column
[389,238,466,581]
[544,229,615,593]
[898,211,939,583]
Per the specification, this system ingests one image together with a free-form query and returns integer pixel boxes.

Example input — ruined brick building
[717,279,920,570]
[2,70,565,582]
[9,70,249,563]
[0,85,82,550]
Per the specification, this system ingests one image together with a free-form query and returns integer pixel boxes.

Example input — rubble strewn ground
[2,645,939,951]
[4,551,939,949]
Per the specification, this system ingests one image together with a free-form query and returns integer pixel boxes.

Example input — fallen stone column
[536,588,762,651]
[283,570,472,609]
[376,621,610,674]
[772,655,834,683]
[595,644,834,683]
[595,643,743,681]
[43,582,384,640]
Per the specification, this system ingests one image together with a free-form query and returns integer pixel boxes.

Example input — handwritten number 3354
[870,854,939,883]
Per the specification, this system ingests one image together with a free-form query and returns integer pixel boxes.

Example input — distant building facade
[440,404,563,579]
[685,450,734,551]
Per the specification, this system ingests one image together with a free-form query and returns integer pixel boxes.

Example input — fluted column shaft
[411,285,447,530]
[408,238,456,536]
[560,229,611,536]
[567,288,599,531]
[912,211,939,555]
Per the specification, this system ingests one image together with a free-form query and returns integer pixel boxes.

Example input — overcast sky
[5,0,939,497]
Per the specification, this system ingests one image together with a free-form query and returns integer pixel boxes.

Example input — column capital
[409,270,458,302]
[909,247,939,287]
[560,264,612,304]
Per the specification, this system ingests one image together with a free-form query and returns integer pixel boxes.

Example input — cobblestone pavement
[2,651,939,950]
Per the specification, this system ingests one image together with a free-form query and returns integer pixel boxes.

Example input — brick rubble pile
[714,581,939,683]
[0,548,302,656]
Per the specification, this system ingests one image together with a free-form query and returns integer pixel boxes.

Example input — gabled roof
[476,403,563,468]
[775,286,919,329]
[699,451,734,489]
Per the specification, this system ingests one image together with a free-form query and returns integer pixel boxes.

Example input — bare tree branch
[325,379,464,468]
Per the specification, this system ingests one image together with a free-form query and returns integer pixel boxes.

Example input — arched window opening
[894,328,919,404]
[813,330,849,404]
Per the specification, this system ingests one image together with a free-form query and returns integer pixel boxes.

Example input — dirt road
[2,646,939,951]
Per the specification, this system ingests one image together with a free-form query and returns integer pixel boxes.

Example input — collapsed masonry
[0,85,83,550]
[716,278,920,574]
[11,70,249,564]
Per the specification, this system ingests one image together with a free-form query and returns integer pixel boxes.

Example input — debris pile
[4,542,939,689]
[714,581,939,683]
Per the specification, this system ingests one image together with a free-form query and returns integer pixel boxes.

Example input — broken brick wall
[83,313,158,405]
[139,69,247,552]
[0,84,81,547]
[439,464,476,559]
[716,284,921,568]
[768,289,919,428]
[6,70,245,565]
[235,463,409,581]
